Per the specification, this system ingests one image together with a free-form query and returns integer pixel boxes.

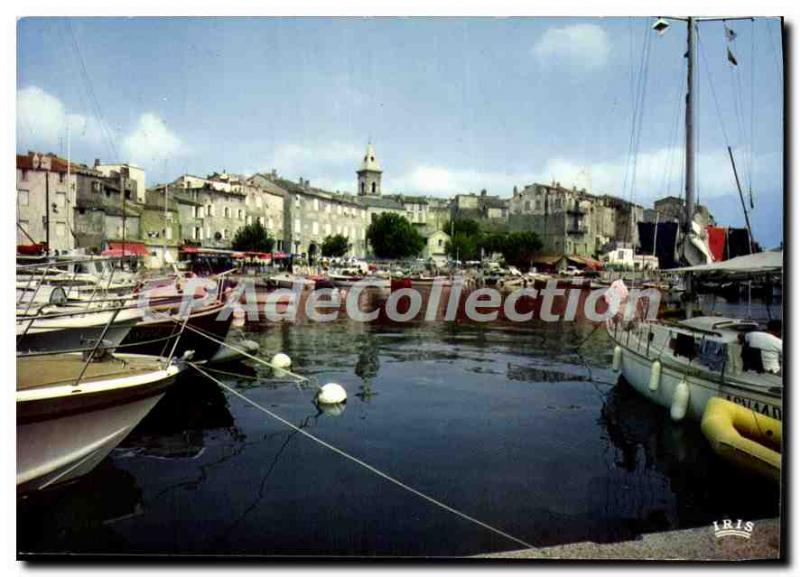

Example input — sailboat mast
[684,16,696,240]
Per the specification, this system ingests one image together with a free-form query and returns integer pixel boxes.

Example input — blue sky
[17,17,784,247]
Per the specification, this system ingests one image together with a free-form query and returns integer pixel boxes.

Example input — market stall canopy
[666,251,782,278]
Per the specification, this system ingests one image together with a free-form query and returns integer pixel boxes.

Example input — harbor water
[18,303,781,557]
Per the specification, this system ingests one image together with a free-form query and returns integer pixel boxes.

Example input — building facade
[16,152,77,252]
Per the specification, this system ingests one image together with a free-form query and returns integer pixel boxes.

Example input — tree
[321,234,350,257]
[232,221,275,253]
[443,219,483,260]
[445,233,481,261]
[366,213,425,259]
[489,231,543,269]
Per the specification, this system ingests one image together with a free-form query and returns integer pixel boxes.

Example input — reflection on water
[19,314,781,557]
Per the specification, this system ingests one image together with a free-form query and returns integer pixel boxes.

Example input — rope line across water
[188,362,536,551]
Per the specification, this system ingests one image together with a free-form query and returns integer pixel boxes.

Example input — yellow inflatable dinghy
[701,397,781,482]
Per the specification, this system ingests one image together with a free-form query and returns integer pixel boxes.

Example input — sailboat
[607,18,783,477]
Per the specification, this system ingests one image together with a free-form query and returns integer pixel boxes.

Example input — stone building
[248,173,368,260]
[509,182,596,257]
[649,195,715,226]
[73,160,142,252]
[94,161,146,203]
[171,172,251,249]
[16,152,77,252]
[140,186,182,263]
[451,190,509,227]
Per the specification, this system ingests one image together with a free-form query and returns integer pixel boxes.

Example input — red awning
[103,241,149,257]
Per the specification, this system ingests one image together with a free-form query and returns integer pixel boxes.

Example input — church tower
[357,143,382,196]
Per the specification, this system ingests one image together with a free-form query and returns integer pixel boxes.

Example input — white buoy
[317,382,347,405]
[670,379,690,421]
[648,360,662,392]
[271,353,292,370]
[612,345,623,371]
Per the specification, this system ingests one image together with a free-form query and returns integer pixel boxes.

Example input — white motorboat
[17,352,184,493]
[16,305,143,353]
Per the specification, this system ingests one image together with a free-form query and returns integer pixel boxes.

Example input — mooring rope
[176,321,311,385]
[188,362,535,550]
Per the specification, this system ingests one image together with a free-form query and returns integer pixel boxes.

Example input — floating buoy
[612,345,622,371]
[271,353,292,369]
[317,382,347,405]
[648,360,661,392]
[319,402,347,417]
[670,379,690,421]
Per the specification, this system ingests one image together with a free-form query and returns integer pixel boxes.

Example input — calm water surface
[19,314,781,557]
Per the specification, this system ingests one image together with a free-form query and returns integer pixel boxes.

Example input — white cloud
[17,86,103,149]
[532,24,611,68]
[121,113,186,166]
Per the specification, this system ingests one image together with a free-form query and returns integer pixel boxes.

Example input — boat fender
[317,383,347,405]
[670,379,690,421]
[612,345,622,371]
[648,360,661,392]
[271,353,292,369]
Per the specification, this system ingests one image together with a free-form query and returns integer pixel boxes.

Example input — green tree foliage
[486,231,543,269]
[442,219,483,260]
[366,213,425,259]
[321,234,351,257]
[231,221,275,253]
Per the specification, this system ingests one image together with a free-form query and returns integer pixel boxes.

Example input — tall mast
[684,16,696,244]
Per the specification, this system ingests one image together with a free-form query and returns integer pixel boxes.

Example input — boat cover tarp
[666,251,782,278]
[637,222,679,269]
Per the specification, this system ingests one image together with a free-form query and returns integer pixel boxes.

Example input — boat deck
[17,355,164,391]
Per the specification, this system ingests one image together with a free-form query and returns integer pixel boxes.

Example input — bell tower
[357,143,382,196]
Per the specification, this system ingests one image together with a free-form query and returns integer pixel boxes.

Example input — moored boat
[17,352,184,493]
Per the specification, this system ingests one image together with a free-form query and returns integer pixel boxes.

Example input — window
[313,198,319,212]
[18,190,29,206]
[360,182,365,195]
[207,204,214,217]
[258,216,264,225]
[312,221,319,235]
[238,208,244,220]
[56,222,67,237]
[324,223,331,236]
[294,218,301,231]
[371,182,376,194]
[246,215,253,225]
[224,207,231,218]
[56,192,66,207]
[166,227,173,240]
[438,239,443,247]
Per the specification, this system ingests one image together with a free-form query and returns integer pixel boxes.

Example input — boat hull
[17,355,180,493]
[18,393,166,493]
[120,304,234,361]
[609,322,782,422]
[16,314,138,354]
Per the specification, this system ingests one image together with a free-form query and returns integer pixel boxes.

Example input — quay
[476,518,781,560]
